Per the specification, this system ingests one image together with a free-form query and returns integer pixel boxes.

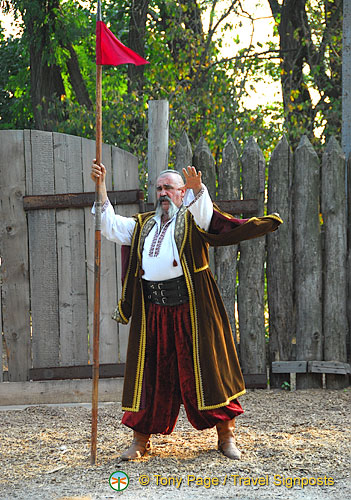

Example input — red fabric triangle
[96,21,149,66]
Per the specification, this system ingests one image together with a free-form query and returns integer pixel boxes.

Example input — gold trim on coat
[182,254,205,409]
[132,284,147,411]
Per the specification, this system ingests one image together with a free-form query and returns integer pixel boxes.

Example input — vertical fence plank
[215,136,240,348]
[82,138,96,363]
[193,137,216,271]
[237,137,266,377]
[0,130,31,381]
[148,100,169,205]
[267,136,295,388]
[294,136,323,389]
[98,144,119,364]
[193,137,216,198]
[27,130,60,368]
[82,143,119,365]
[348,154,351,363]
[53,132,88,366]
[321,137,348,388]
[0,260,2,382]
[112,147,139,363]
[175,130,192,174]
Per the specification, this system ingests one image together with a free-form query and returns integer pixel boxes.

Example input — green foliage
[0,27,33,128]
[2,0,339,169]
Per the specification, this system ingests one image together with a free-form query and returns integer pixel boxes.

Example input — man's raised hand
[182,166,202,195]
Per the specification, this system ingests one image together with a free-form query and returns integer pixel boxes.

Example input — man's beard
[155,195,179,219]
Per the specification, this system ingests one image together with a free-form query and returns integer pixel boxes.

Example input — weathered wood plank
[267,136,295,387]
[347,153,351,364]
[27,131,60,368]
[0,378,124,405]
[294,136,323,389]
[321,137,348,388]
[99,143,119,364]
[30,363,125,380]
[148,100,169,206]
[0,130,31,381]
[215,136,240,348]
[83,143,119,364]
[243,373,267,389]
[23,190,143,210]
[112,146,139,363]
[175,130,192,174]
[308,361,350,375]
[193,136,216,198]
[238,137,266,376]
[53,132,88,366]
[193,137,216,271]
[81,138,96,363]
[272,361,307,373]
[0,261,2,383]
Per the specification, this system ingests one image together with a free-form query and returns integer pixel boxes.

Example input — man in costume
[91,162,282,461]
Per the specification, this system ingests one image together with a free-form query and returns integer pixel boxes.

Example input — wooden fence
[0,128,350,400]
[0,129,141,384]
[174,131,350,390]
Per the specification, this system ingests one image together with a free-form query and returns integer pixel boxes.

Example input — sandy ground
[0,388,350,500]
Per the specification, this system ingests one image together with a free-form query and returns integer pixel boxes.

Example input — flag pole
[91,0,102,465]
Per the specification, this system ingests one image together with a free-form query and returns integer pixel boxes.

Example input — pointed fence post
[193,137,216,198]
[175,130,192,175]
[237,137,266,379]
[294,136,323,389]
[267,136,294,388]
[193,137,216,271]
[321,137,348,388]
[215,136,240,348]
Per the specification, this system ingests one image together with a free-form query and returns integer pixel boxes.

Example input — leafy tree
[0,0,285,172]
[267,0,342,147]
[1,0,92,129]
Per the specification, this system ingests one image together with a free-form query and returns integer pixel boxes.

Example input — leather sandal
[121,431,152,461]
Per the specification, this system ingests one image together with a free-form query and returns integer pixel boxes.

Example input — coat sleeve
[199,205,283,247]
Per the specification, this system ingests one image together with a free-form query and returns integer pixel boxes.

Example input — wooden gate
[0,130,142,383]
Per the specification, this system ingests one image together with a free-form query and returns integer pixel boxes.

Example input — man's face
[156,173,185,214]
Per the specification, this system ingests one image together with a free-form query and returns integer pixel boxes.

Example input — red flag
[96,21,149,66]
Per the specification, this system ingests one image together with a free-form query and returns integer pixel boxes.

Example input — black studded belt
[142,276,189,306]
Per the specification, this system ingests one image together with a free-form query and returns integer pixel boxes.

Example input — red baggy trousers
[122,302,243,434]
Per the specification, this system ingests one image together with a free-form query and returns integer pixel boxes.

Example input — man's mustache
[159,195,171,203]
[155,195,172,207]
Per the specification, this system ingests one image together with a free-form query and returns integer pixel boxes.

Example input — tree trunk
[278,0,314,144]
[65,44,92,109]
[128,0,149,94]
[29,44,66,131]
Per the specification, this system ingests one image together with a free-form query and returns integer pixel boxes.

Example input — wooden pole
[91,62,102,465]
[147,100,169,205]
[91,0,103,464]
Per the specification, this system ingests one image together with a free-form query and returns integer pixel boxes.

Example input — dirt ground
[0,388,350,500]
